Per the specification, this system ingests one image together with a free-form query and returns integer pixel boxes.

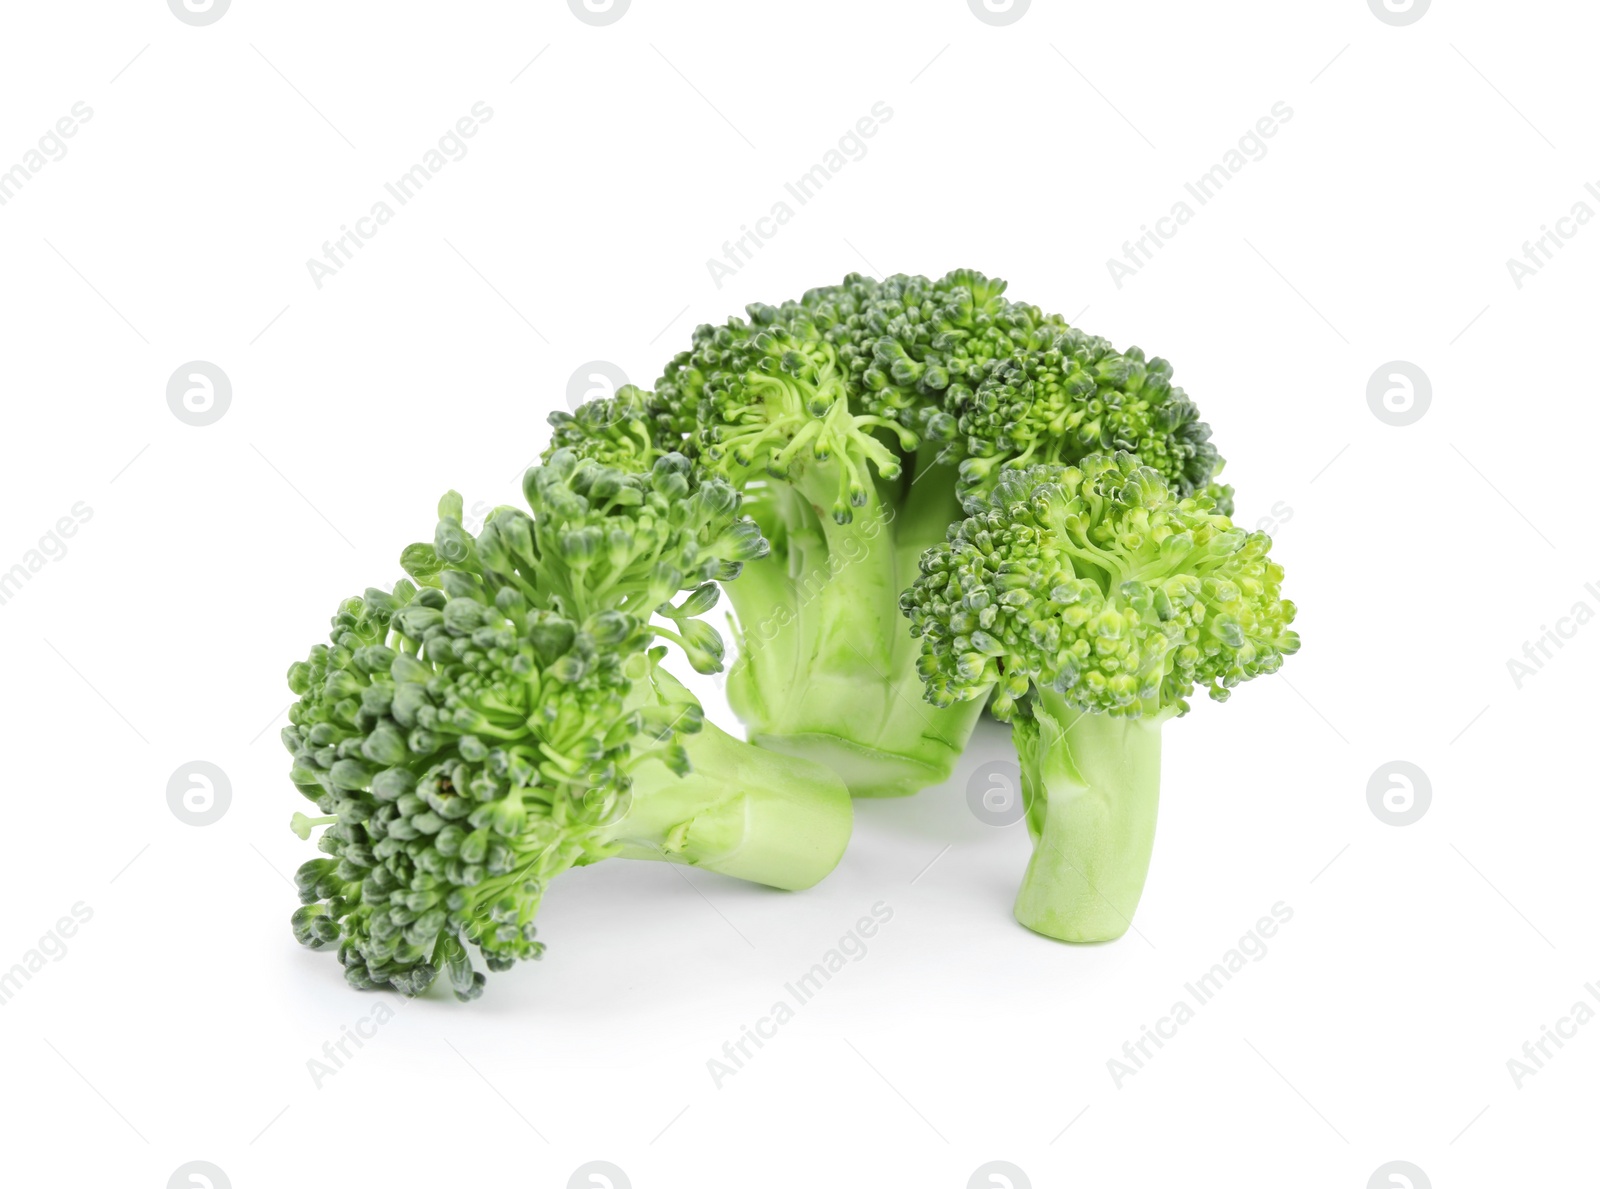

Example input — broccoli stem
[891,447,964,582]
[1011,691,1175,942]
[788,459,902,671]
[609,716,853,891]
[723,453,981,797]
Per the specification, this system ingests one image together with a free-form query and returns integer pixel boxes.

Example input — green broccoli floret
[777,268,1066,439]
[901,453,1297,942]
[950,329,1227,510]
[633,270,1072,796]
[546,384,682,473]
[282,451,853,999]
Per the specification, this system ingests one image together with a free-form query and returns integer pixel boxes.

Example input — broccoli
[282,451,853,999]
[901,453,1298,942]
[550,272,1058,796]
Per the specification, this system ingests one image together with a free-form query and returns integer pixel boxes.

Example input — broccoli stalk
[283,452,852,999]
[1010,694,1173,941]
[902,453,1298,942]
[719,455,981,795]
[616,671,855,890]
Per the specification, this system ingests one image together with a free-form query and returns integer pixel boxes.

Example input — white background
[1,1,1594,1186]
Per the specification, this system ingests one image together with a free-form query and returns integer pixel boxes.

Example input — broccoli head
[283,452,852,999]
[632,271,1080,796]
[902,453,1297,941]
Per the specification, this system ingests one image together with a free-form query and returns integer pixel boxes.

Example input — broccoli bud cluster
[283,451,767,998]
[284,581,634,999]
[950,330,1225,507]
[546,384,680,472]
[657,313,915,523]
[646,270,1229,530]
[901,452,1298,721]
[775,269,1067,436]
[651,270,1072,524]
